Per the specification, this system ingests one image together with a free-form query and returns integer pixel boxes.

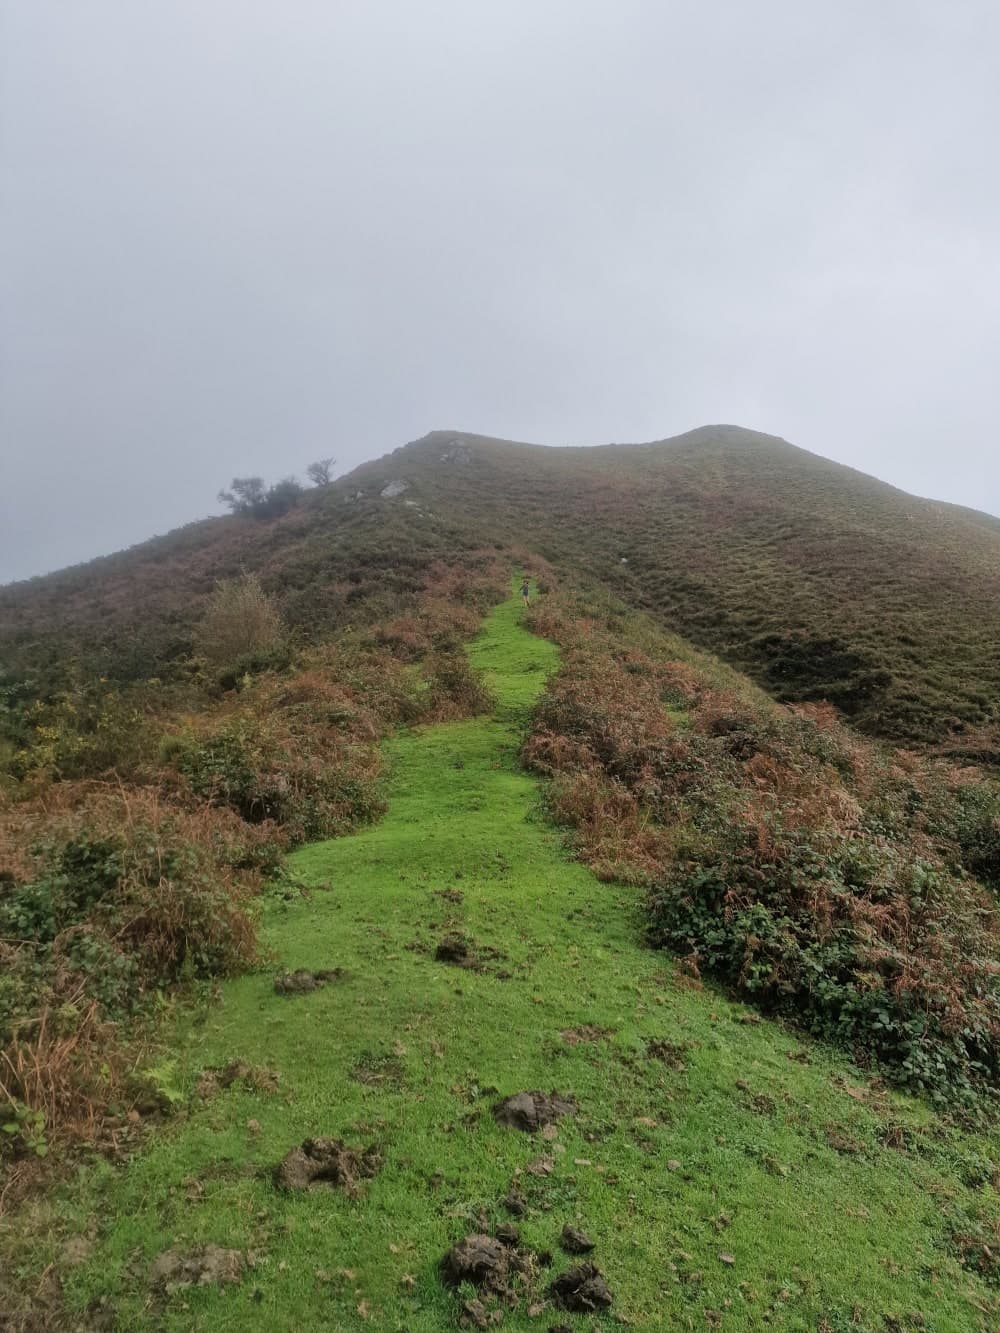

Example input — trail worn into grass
[14,594,1000,1330]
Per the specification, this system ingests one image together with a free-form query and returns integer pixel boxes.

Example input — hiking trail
[42,591,993,1330]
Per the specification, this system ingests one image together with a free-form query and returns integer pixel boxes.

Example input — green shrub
[174,719,384,842]
[196,573,286,672]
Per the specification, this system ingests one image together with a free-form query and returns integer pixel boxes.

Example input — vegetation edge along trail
[3,588,998,1330]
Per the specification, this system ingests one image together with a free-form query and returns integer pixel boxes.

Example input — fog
[2,1,998,584]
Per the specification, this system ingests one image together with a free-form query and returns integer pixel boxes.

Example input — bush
[218,475,305,518]
[0,789,264,1156]
[425,650,493,719]
[173,716,385,842]
[197,573,287,671]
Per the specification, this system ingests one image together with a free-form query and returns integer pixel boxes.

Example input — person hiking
[520,578,531,607]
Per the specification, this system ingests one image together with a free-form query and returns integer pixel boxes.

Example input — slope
[349,427,1000,744]
[6,591,997,1331]
[5,425,1000,746]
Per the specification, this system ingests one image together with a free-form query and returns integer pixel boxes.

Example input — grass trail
[22,593,998,1330]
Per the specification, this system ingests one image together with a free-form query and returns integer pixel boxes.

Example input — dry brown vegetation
[0,548,509,1185]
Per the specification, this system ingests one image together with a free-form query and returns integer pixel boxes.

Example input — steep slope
[4,595,998,1331]
[3,425,999,744]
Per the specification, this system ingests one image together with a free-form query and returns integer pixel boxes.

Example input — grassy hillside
[5,424,1000,746]
[3,432,1000,1328]
[352,427,1000,745]
[3,594,998,1331]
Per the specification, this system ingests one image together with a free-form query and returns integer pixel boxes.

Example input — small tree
[218,477,267,514]
[218,476,304,519]
[306,457,336,487]
[197,573,286,668]
[257,477,304,517]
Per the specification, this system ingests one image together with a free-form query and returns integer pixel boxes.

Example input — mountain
[4,425,1000,745]
[5,427,1000,1329]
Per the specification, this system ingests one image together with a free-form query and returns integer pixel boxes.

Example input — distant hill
[4,424,1000,743]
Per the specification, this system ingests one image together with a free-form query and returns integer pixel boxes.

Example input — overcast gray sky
[2,1,998,584]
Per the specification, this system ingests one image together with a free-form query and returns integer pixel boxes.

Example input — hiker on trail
[521,579,531,607]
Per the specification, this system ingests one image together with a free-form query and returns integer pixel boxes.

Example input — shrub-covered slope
[523,580,1000,1104]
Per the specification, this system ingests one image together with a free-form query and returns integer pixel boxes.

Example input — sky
[2,1,999,585]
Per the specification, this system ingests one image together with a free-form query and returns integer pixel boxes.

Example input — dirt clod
[196,1061,279,1100]
[461,1297,500,1328]
[275,1137,382,1192]
[150,1244,245,1293]
[645,1038,689,1068]
[495,1223,521,1247]
[560,1025,611,1046]
[442,1234,507,1288]
[435,888,464,903]
[504,1188,527,1216]
[549,1262,613,1313]
[436,933,477,966]
[560,1225,595,1255]
[273,968,347,995]
[494,1091,577,1133]
[434,933,504,971]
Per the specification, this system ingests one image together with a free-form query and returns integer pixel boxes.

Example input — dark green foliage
[938,783,1000,890]
[173,720,385,841]
[217,475,305,518]
[746,632,893,715]
[217,642,295,691]
[647,830,999,1102]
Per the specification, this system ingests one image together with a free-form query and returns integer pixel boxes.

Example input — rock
[380,479,409,498]
[439,442,473,465]
[493,1091,577,1133]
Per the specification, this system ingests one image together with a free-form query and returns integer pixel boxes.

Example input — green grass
[7,591,999,1330]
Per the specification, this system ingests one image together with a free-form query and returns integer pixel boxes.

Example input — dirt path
[34,593,999,1330]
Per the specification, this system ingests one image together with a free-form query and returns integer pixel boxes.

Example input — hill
[355,427,1000,745]
[3,431,1000,1328]
[4,425,1000,746]
[3,593,1000,1330]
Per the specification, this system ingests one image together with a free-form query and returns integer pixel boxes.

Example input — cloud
[2,0,998,582]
